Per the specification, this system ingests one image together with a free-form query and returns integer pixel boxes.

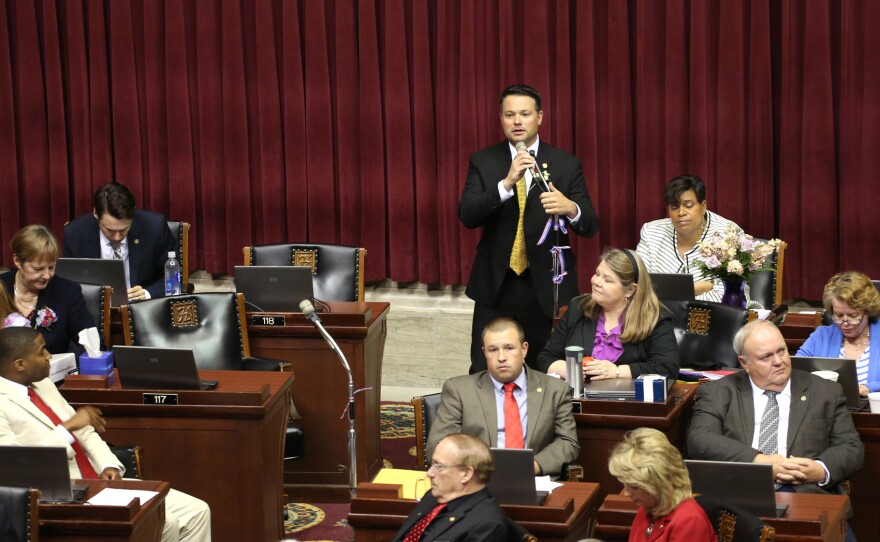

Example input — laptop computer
[55,257,128,307]
[790,356,868,411]
[234,265,315,313]
[582,376,675,399]
[649,273,696,301]
[486,448,547,505]
[113,346,218,390]
[0,446,88,503]
[686,460,788,517]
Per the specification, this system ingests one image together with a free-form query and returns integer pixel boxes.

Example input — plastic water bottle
[164,251,181,296]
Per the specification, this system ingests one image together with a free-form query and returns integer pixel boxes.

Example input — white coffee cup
[812,370,839,382]
[869,392,880,414]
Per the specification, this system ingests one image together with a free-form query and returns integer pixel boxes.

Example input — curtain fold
[1,0,876,300]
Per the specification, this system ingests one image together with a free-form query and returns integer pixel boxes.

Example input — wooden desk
[60,370,293,542]
[348,482,601,542]
[779,311,823,352]
[850,412,880,541]
[246,301,390,501]
[595,492,849,542]
[573,383,698,498]
[40,479,169,542]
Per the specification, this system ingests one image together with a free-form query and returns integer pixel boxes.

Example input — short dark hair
[499,84,542,112]
[94,183,136,220]
[481,317,525,344]
[0,327,39,370]
[663,175,706,206]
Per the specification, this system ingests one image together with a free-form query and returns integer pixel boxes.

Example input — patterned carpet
[283,402,416,541]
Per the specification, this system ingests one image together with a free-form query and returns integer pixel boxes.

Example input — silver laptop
[790,356,868,411]
[486,448,547,505]
[686,460,788,517]
[649,273,695,301]
[582,377,675,399]
[234,266,314,312]
[55,257,128,307]
[114,346,218,390]
[0,446,88,502]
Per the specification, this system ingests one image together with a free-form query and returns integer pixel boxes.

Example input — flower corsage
[32,306,58,330]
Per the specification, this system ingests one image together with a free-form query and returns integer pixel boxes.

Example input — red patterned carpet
[284,401,417,541]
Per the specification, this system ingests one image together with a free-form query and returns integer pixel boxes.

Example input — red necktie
[403,503,447,542]
[503,382,524,448]
[28,388,100,479]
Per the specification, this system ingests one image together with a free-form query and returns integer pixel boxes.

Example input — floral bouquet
[694,224,781,283]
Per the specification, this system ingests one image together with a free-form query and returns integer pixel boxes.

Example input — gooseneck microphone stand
[300,300,357,497]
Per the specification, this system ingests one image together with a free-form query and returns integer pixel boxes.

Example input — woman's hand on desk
[585,359,630,380]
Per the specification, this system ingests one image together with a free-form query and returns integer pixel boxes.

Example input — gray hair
[733,319,777,358]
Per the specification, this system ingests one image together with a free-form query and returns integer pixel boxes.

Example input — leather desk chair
[750,240,787,309]
[78,283,112,350]
[412,393,583,482]
[666,300,753,371]
[166,221,192,293]
[695,494,776,542]
[506,516,537,542]
[242,243,366,302]
[0,486,39,542]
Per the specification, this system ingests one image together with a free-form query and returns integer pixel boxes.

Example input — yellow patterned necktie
[509,177,528,274]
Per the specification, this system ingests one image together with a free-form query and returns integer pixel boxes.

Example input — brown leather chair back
[667,300,753,370]
[749,240,786,309]
[0,485,39,542]
[412,393,443,469]
[121,292,251,370]
[243,243,366,302]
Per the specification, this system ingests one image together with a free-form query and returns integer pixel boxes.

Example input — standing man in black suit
[63,183,177,301]
[459,84,599,373]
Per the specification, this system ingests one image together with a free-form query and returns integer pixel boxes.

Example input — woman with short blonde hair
[608,428,716,541]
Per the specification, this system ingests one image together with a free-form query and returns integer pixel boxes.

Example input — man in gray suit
[688,319,863,497]
[427,318,579,478]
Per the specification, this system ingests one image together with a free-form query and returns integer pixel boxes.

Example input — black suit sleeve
[536,300,587,373]
[624,310,680,378]
[458,154,506,230]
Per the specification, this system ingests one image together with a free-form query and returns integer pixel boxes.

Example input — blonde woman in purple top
[538,248,679,380]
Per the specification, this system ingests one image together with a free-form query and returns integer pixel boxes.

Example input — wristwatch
[615,368,621,379]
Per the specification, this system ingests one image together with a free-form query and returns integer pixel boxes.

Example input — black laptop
[113,346,218,390]
[234,265,315,312]
[686,460,788,517]
[0,446,88,503]
[486,448,548,505]
[55,257,128,306]
[790,356,868,411]
[649,272,696,301]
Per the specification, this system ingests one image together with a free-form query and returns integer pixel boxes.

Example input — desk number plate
[251,315,286,327]
[143,393,179,405]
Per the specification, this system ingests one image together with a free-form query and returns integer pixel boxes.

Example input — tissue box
[635,375,666,403]
[49,353,77,383]
[79,351,115,385]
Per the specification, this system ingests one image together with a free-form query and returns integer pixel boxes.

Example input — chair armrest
[109,444,144,479]
[242,356,289,371]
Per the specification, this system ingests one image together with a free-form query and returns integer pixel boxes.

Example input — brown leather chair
[0,486,39,542]
[695,494,776,542]
[166,221,192,293]
[78,283,112,350]
[242,243,366,302]
[666,300,754,371]
[749,239,787,309]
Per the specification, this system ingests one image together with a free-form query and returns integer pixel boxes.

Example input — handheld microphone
[514,142,550,191]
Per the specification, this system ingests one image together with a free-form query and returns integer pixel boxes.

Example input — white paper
[535,475,563,493]
[86,488,158,507]
[78,327,103,357]
[754,309,771,320]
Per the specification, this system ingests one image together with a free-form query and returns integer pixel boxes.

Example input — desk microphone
[299,299,322,325]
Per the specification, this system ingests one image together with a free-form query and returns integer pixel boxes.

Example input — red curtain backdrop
[1,0,877,300]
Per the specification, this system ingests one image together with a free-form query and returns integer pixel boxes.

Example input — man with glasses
[688,320,863,541]
[426,318,579,478]
[393,433,507,542]
[63,183,176,301]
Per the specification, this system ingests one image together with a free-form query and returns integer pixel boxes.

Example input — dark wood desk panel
[779,312,823,352]
[40,480,169,542]
[596,492,848,542]
[348,482,601,542]
[61,371,293,542]
[573,384,698,499]
[246,301,389,501]
[850,412,880,541]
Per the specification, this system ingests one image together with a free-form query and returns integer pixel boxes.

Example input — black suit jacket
[536,296,680,377]
[392,488,507,542]
[63,209,177,299]
[687,369,864,496]
[0,271,95,355]
[459,140,598,318]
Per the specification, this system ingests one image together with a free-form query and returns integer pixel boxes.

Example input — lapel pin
[536,387,543,393]
[542,163,548,169]
[801,396,806,401]
[134,239,140,244]
[449,517,456,522]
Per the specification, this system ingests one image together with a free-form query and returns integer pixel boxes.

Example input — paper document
[87,488,159,506]
[535,475,563,493]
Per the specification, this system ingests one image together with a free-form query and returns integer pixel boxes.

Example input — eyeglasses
[428,462,465,472]
[831,314,864,326]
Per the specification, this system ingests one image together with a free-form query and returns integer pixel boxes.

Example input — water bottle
[164,251,181,296]
[565,346,585,397]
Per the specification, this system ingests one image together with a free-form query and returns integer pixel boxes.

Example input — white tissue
[78,327,102,357]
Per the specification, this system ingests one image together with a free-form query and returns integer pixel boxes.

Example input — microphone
[299,299,321,325]
[514,142,550,191]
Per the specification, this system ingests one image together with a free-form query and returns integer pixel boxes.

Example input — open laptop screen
[55,257,128,307]
[0,446,85,502]
[234,265,314,313]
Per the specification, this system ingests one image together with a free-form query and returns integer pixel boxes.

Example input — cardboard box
[635,375,666,403]
[79,351,115,385]
[49,353,77,383]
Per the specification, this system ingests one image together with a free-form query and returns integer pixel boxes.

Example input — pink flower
[34,306,58,330]
[2,312,30,329]
[726,260,745,276]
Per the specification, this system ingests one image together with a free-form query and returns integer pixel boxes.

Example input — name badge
[251,315,286,327]
[143,393,178,405]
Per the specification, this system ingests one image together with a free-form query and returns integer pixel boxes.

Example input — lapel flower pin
[33,306,58,331]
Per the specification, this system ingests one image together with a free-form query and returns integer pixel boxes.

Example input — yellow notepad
[372,468,430,500]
